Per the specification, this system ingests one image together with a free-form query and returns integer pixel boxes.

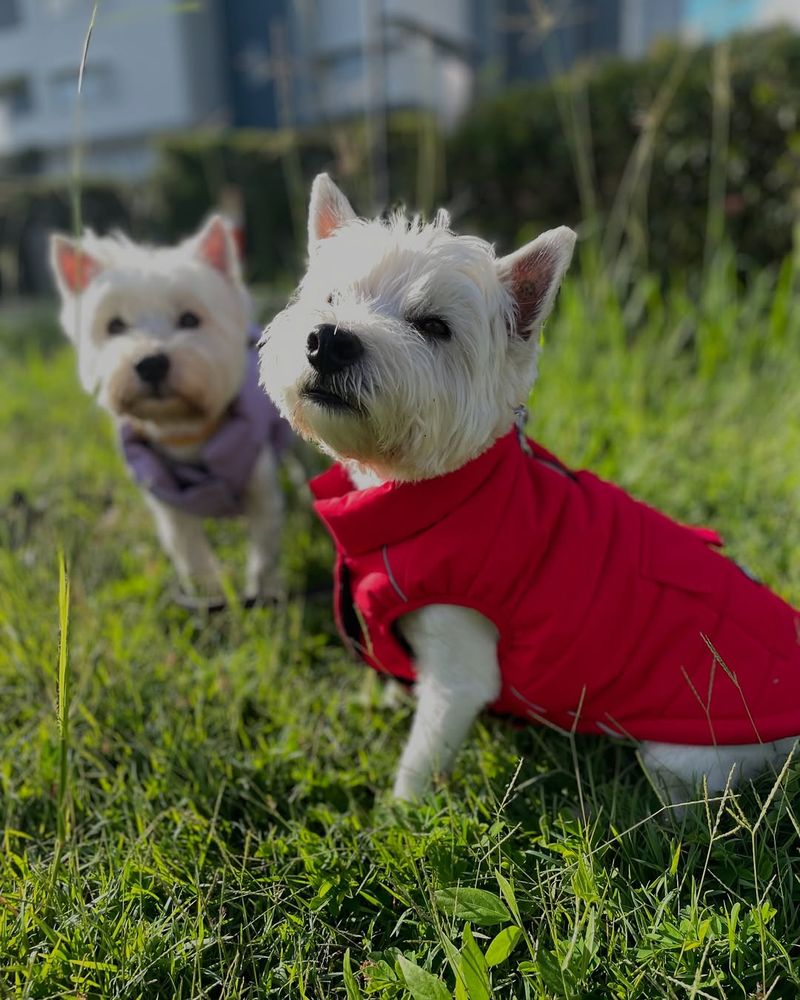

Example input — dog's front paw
[392,767,429,802]
[243,579,284,608]
[172,589,228,614]
[242,592,281,609]
[245,565,284,605]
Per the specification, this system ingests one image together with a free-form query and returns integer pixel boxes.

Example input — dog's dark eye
[413,316,451,341]
[177,310,201,329]
[326,293,335,305]
[107,316,127,335]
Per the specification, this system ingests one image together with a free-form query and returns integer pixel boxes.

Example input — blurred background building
[3,0,798,186]
[0,0,225,179]
[1,0,799,296]
[223,0,679,134]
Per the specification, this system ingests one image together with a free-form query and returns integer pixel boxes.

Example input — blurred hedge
[3,27,799,295]
[448,28,800,271]
[150,28,800,279]
[0,180,133,295]
[151,112,444,284]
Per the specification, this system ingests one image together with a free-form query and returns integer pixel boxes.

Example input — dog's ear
[194,214,241,281]
[50,234,103,297]
[496,227,576,340]
[308,173,356,247]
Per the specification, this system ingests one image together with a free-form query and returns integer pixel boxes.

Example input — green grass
[2,253,800,998]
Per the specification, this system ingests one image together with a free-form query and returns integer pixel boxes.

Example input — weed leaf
[537,949,578,997]
[485,926,523,967]
[343,949,362,1000]
[396,955,450,1000]
[571,858,601,904]
[460,924,491,1000]
[495,871,522,924]
[435,888,511,927]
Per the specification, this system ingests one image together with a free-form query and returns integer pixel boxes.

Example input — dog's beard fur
[260,175,575,482]
[51,219,250,441]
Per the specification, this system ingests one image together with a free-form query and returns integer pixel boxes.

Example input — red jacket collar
[311,428,521,556]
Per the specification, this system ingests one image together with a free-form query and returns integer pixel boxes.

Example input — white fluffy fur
[52,220,247,429]
[262,175,575,481]
[51,218,283,602]
[260,173,797,806]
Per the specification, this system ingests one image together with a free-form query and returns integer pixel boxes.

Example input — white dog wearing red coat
[259,174,796,804]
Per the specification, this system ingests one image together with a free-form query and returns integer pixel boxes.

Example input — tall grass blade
[71,0,101,239]
[704,40,731,274]
[602,47,692,271]
[56,551,72,846]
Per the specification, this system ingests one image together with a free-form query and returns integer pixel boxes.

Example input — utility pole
[361,0,389,213]
[267,18,307,247]
[239,17,307,252]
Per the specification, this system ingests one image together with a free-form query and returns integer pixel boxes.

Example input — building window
[0,0,19,29]
[0,77,33,117]
[327,51,363,85]
[42,0,90,14]
[49,65,115,112]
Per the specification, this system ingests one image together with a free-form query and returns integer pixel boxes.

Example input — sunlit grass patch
[1,256,800,997]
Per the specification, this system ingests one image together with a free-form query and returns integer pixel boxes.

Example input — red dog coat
[311,427,800,745]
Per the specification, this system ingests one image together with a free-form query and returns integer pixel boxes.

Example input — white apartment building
[300,0,474,128]
[7,0,785,187]
[0,0,226,178]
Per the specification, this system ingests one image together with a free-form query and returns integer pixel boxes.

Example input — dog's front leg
[392,605,501,800]
[144,494,223,599]
[242,448,284,602]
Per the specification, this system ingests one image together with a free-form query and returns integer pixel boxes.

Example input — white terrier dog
[51,217,289,607]
[260,174,799,805]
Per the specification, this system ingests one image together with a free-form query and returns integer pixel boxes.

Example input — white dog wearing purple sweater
[50,217,289,607]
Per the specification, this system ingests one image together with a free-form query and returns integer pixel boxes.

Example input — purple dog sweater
[119,345,291,518]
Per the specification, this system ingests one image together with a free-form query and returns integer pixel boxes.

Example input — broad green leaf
[577,909,597,978]
[440,935,462,981]
[485,926,522,967]
[435,887,511,927]
[571,858,601,904]
[343,949,362,1000]
[727,901,741,953]
[537,949,578,997]
[495,871,521,924]
[441,936,468,1000]
[396,955,450,1000]
[460,924,491,1000]
[362,957,398,992]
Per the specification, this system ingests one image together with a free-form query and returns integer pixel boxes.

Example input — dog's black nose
[306,324,363,375]
[135,352,170,386]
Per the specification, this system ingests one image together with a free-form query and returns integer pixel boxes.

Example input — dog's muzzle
[306,324,363,376]
[300,377,360,413]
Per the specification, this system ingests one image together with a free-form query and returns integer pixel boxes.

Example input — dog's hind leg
[392,605,501,801]
[639,738,798,808]
[242,447,285,602]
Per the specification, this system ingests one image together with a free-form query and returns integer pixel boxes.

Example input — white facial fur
[50,217,251,437]
[260,174,576,481]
